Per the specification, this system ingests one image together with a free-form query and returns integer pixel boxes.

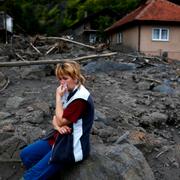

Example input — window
[89,34,96,44]
[152,28,169,41]
[116,32,122,43]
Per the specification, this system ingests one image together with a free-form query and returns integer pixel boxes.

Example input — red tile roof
[106,0,180,32]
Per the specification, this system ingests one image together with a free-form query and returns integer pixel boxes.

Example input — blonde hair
[55,61,85,85]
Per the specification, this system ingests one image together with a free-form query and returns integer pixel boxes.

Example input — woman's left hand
[58,125,71,134]
[52,115,71,134]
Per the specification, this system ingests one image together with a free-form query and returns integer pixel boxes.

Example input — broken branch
[115,131,130,144]
[45,42,59,55]
[15,53,26,61]
[39,36,96,50]
[0,78,10,92]
[155,146,170,159]
[141,77,161,84]
[29,42,42,54]
[12,35,42,54]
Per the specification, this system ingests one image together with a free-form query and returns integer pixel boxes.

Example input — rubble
[0,35,180,180]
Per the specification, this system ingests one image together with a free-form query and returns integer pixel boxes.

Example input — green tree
[0,0,145,35]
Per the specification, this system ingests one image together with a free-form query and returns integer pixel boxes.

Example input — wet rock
[0,136,26,160]
[15,125,45,144]
[21,110,44,124]
[128,130,163,151]
[98,126,115,139]
[140,112,168,128]
[6,96,24,109]
[32,101,51,116]
[136,81,150,90]
[15,109,27,120]
[94,109,107,121]
[83,61,137,74]
[0,119,17,128]
[56,143,155,180]
[20,65,46,80]
[92,121,108,136]
[1,124,15,132]
[0,112,11,120]
[0,132,14,142]
[153,84,175,94]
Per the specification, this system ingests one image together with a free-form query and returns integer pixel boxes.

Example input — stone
[54,143,155,180]
[6,96,24,109]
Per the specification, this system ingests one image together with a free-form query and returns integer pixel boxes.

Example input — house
[105,0,180,61]
[68,8,121,44]
[0,11,13,43]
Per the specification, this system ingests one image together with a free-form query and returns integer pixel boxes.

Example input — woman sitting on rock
[20,61,94,180]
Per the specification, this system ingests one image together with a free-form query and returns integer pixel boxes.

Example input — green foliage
[0,0,145,35]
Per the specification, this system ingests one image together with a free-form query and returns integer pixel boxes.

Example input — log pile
[0,34,116,67]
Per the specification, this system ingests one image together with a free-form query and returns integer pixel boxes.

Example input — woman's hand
[56,84,67,97]
[58,125,71,134]
[52,115,71,134]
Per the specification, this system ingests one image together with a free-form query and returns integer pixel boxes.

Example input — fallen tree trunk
[39,36,96,50]
[0,52,117,67]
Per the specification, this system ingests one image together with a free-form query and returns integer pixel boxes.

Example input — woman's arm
[55,84,71,127]
[52,115,71,134]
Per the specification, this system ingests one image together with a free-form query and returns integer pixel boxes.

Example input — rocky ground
[0,36,180,179]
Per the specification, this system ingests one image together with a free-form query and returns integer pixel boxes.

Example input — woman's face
[59,75,77,91]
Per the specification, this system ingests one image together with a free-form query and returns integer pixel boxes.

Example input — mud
[0,39,180,179]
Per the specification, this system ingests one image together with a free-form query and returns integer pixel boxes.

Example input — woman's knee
[20,140,51,169]
[20,146,28,161]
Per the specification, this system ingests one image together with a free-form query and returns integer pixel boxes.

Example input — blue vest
[50,85,94,164]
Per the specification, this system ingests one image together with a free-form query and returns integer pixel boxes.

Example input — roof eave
[105,19,180,33]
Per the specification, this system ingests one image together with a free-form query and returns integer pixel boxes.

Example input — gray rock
[153,84,175,94]
[141,112,168,127]
[6,96,24,109]
[15,125,45,144]
[150,112,168,122]
[0,136,26,160]
[32,101,51,116]
[20,66,46,80]
[84,61,137,74]
[21,110,44,124]
[0,132,14,142]
[57,143,155,180]
[94,109,107,121]
[0,112,11,120]
[136,81,150,90]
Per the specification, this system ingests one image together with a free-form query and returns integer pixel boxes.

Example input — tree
[1,0,145,35]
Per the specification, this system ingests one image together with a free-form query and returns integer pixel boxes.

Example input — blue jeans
[20,140,63,180]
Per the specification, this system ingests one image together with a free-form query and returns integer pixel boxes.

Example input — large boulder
[53,143,155,180]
